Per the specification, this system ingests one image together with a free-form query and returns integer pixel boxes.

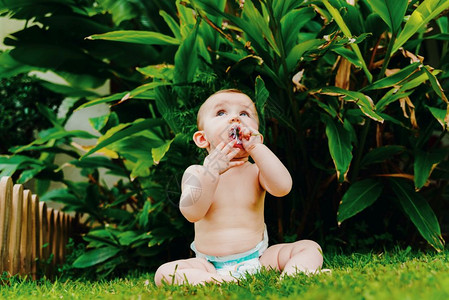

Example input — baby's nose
[229,115,241,123]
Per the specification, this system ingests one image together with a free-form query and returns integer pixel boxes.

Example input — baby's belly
[193,223,265,256]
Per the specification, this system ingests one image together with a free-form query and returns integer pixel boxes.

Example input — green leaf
[193,0,273,61]
[152,138,175,165]
[338,179,383,224]
[82,119,164,158]
[414,149,448,190]
[322,0,373,82]
[273,0,302,19]
[139,200,152,228]
[87,30,180,45]
[280,7,316,53]
[136,64,174,81]
[160,10,181,40]
[400,70,441,93]
[73,246,121,268]
[40,188,79,204]
[174,22,200,84]
[117,231,142,247]
[322,115,353,182]
[103,208,133,223]
[332,47,363,68]
[40,81,99,98]
[96,0,140,25]
[0,50,37,78]
[376,90,414,112]
[393,0,449,54]
[422,66,449,106]
[14,130,98,153]
[68,156,127,177]
[362,62,422,91]
[255,76,269,133]
[285,39,323,73]
[436,15,448,34]
[78,82,168,110]
[426,105,449,129]
[241,0,280,57]
[368,0,408,34]
[389,178,445,251]
[312,87,384,123]
[361,145,406,168]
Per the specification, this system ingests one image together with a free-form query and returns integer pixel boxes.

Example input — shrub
[0,73,63,153]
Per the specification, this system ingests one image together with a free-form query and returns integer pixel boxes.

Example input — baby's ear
[193,131,209,149]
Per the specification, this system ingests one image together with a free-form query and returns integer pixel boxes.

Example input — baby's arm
[240,127,292,197]
[249,144,292,197]
[179,140,244,222]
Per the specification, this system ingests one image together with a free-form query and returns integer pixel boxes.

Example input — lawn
[2,248,449,299]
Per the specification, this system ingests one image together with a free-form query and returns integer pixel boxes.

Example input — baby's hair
[208,88,244,96]
[197,89,253,129]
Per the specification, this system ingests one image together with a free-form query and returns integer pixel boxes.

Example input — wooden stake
[46,208,55,276]
[39,201,49,276]
[30,194,40,280]
[8,184,23,276]
[20,189,32,276]
[52,210,61,267]
[0,177,12,273]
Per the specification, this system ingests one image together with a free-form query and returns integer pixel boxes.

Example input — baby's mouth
[229,126,243,148]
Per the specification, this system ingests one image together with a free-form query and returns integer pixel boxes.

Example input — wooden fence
[0,176,76,279]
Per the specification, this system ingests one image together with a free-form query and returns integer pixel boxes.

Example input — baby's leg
[154,258,236,286]
[259,240,323,276]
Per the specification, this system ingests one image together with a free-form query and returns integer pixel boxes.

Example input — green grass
[2,248,449,299]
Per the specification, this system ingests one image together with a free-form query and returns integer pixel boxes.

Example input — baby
[155,89,323,285]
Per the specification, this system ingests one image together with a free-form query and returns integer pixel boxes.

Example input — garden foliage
[1,0,449,276]
[0,73,63,153]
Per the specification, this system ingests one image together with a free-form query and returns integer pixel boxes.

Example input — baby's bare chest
[212,165,264,208]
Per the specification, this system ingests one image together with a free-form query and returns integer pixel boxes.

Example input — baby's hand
[203,140,245,175]
[240,126,263,152]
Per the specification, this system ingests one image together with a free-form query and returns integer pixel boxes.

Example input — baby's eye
[216,110,226,116]
[240,111,249,117]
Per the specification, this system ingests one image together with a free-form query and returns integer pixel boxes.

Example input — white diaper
[190,227,268,278]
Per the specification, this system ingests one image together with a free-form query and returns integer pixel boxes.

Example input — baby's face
[198,92,259,152]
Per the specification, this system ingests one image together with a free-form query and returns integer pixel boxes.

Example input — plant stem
[377,32,397,81]
[350,118,371,182]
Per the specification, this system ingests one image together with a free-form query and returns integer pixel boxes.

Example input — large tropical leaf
[414,149,448,190]
[426,105,449,129]
[311,87,384,122]
[87,30,180,45]
[81,119,165,158]
[389,178,445,251]
[280,7,316,53]
[273,0,303,19]
[14,130,98,153]
[362,62,422,91]
[160,10,181,40]
[152,137,175,165]
[322,115,353,182]
[360,145,406,168]
[0,51,37,78]
[286,39,323,73]
[73,246,121,268]
[393,0,449,54]
[174,23,200,84]
[338,179,383,224]
[77,81,168,110]
[367,0,408,34]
